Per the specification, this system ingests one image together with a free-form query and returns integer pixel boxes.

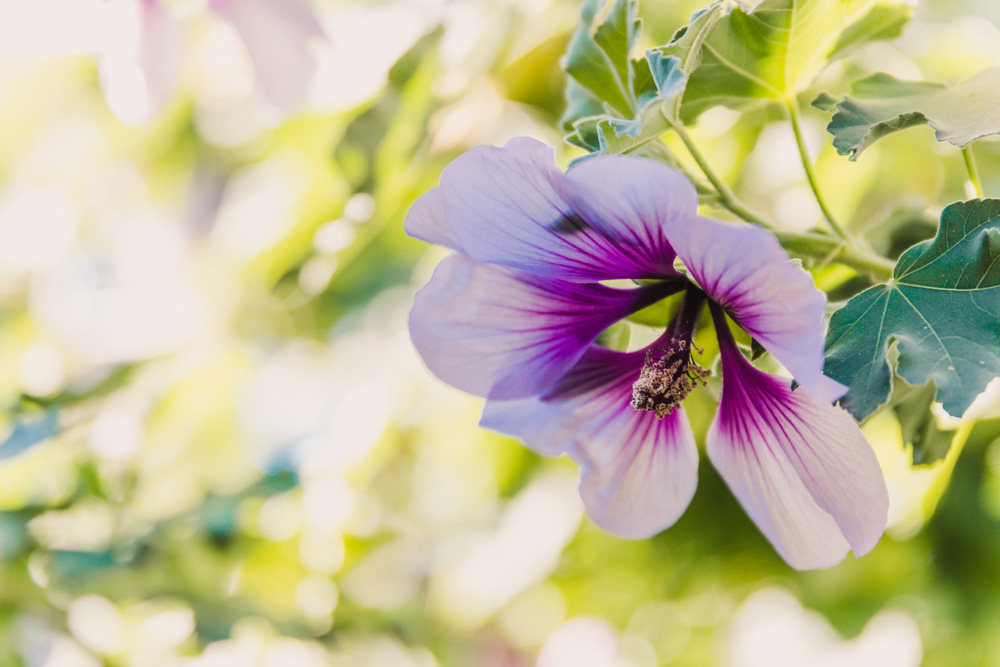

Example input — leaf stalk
[785,98,852,242]
[962,145,984,198]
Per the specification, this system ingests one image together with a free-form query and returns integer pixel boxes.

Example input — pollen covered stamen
[631,341,711,418]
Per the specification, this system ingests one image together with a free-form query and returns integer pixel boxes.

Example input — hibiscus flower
[406,137,888,570]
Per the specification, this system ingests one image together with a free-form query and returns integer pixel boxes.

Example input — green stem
[667,119,773,228]
[785,98,851,241]
[774,231,895,281]
[665,114,893,280]
[963,145,984,198]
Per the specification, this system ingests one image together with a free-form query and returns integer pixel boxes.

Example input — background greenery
[1,0,1000,664]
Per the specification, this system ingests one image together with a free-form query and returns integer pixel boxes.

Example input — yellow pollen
[631,341,711,418]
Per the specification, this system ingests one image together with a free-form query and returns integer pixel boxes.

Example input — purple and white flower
[406,137,888,570]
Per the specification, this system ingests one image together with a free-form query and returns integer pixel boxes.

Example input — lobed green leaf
[825,199,1000,421]
[822,68,1000,160]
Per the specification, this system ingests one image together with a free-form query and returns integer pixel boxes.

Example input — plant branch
[666,117,773,228]
[774,231,895,281]
[785,98,851,241]
[662,112,894,280]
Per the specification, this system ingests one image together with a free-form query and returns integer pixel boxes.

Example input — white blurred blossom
[96,0,325,125]
[725,588,922,667]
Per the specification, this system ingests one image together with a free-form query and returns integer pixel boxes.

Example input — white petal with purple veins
[410,255,669,401]
[555,154,697,277]
[483,345,699,538]
[438,137,688,282]
[669,216,846,404]
[574,401,699,539]
[708,330,888,570]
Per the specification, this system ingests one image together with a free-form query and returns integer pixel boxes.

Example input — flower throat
[630,289,710,418]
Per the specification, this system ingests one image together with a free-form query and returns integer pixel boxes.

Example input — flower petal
[411,254,674,400]
[553,153,698,277]
[708,325,888,569]
[99,0,184,126]
[482,344,699,538]
[669,216,845,403]
[435,137,688,282]
[575,403,699,539]
[214,0,323,111]
[404,187,463,252]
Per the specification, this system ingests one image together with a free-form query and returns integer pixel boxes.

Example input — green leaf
[811,91,840,112]
[596,320,632,351]
[566,55,687,163]
[627,295,679,328]
[671,0,912,123]
[561,0,688,160]
[825,199,1000,421]
[562,0,642,121]
[822,68,1000,160]
[889,377,956,466]
[828,2,913,60]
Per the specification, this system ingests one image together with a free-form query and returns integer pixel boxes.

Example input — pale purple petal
[411,254,675,400]
[438,137,685,282]
[669,215,846,403]
[213,0,324,111]
[708,318,888,569]
[553,154,698,277]
[479,396,580,458]
[99,0,184,126]
[404,187,463,252]
[575,402,698,539]
[482,344,699,538]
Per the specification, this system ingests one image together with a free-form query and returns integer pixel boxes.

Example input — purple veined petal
[99,0,185,126]
[405,187,463,252]
[553,153,698,277]
[212,0,324,111]
[482,343,699,539]
[668,215,846,404]
[436,137,686,282]
[707,306,888,570]
[410,254,680,401]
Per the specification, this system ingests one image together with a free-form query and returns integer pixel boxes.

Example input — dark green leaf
[890,377,956,466]
[825,199,1000,421]
[811,91,840,113]
[823,68,1000,160]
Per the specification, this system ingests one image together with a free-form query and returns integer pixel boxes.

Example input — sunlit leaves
[825,199,1000,421]
[828,2,913,60]
[670,0,913,123]
[561,0,686,158]
[564,0,643,118]
[821,68,1000,160]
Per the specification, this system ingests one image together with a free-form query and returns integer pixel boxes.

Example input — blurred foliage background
[1,0,1000,665]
